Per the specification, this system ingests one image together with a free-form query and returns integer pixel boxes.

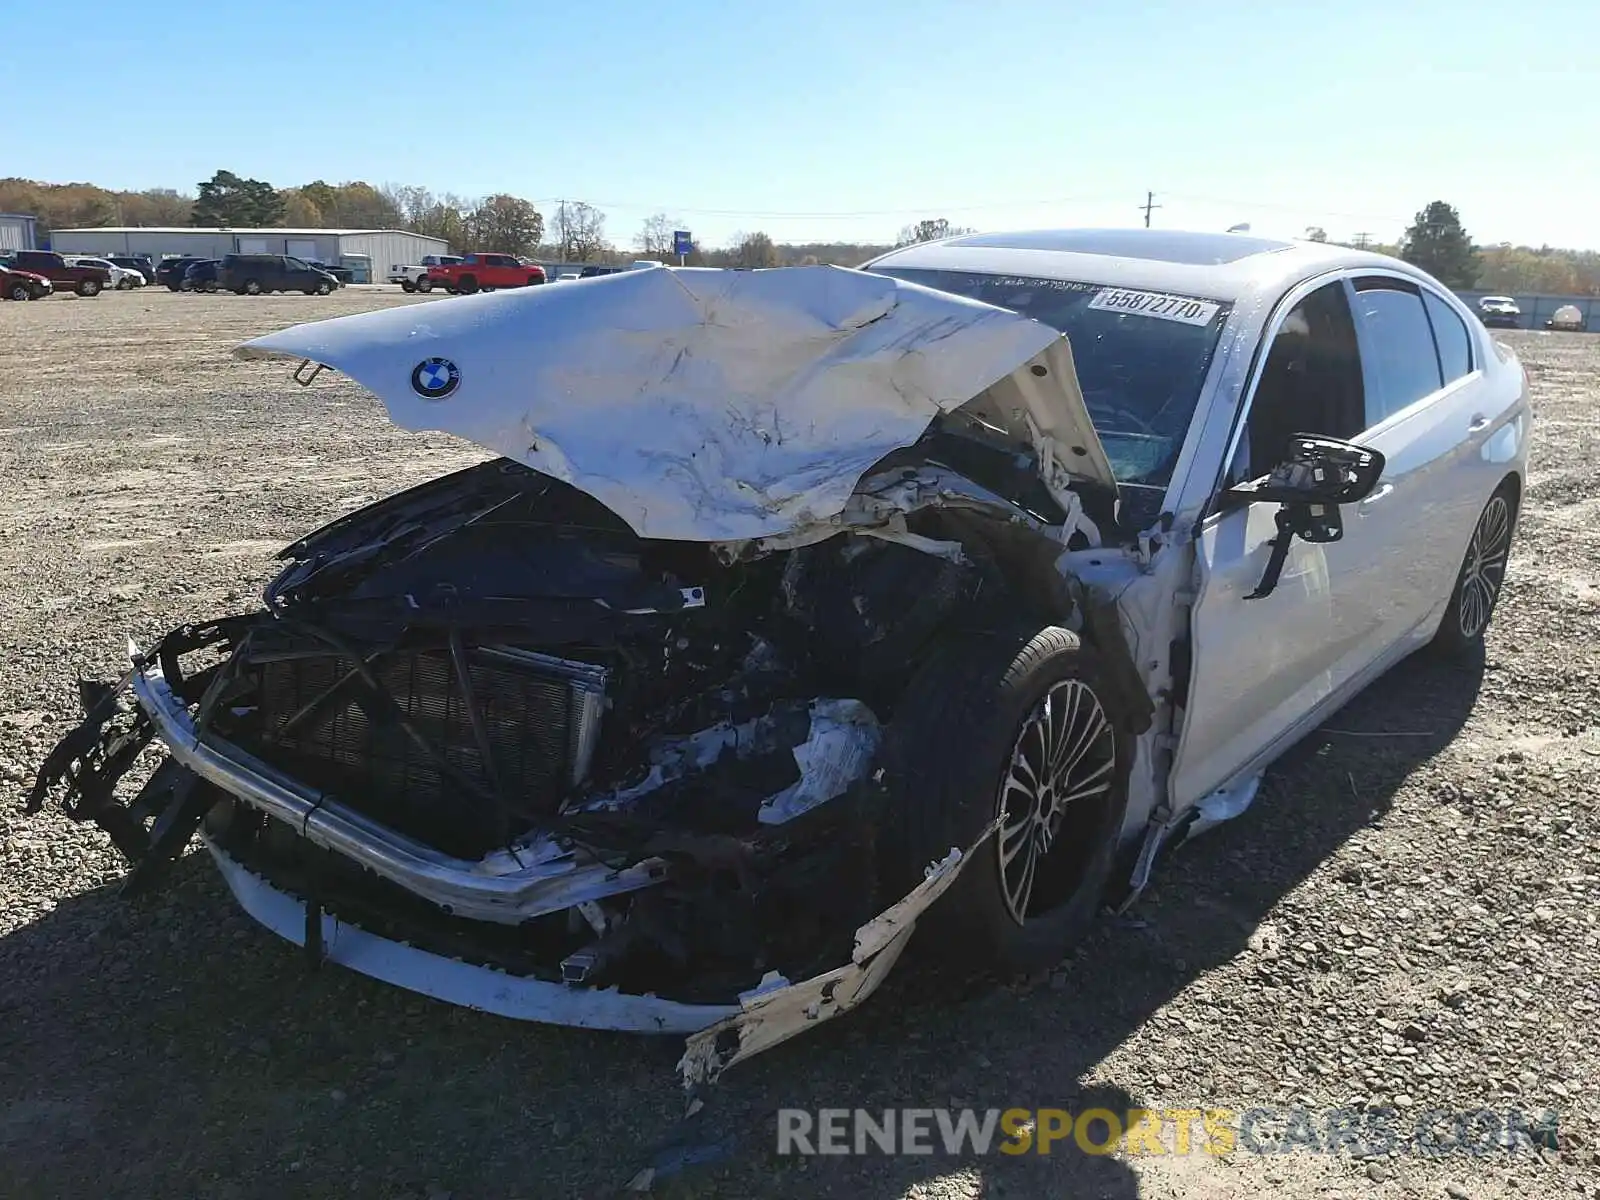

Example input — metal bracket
[1117,805,1188,914]
[292,359,327,387]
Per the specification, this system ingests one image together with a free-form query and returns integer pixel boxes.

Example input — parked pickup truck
[388,254,462,292]
[424,252,545,294]
[0,250,112,297]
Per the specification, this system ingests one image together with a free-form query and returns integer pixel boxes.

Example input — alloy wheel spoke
[995,680,1116,924]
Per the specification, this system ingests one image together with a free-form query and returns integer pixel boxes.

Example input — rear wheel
[880,625,1128,973]
[400,280,417,293]
[457,274,479,294]
[203,280,218,293]
[1432,484,1517,655]
[77,280,102,297]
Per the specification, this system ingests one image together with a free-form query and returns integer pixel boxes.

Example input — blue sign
[673,230,693,257]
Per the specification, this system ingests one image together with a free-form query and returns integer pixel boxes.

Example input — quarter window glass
[1422,290,1472,384]
[1352,280,1443,425]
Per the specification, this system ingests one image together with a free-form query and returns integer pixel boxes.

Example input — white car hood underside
[237,265,1116,542]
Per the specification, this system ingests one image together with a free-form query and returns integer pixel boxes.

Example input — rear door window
[1350,277,1444,426]
[1422,290,1473,384]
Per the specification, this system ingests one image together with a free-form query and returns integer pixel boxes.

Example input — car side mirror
[1223,435,1385,510]
[1224,435,1386,600]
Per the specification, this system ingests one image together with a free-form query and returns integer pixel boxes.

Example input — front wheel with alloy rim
[243,279,262,295]
[77,280,102,297]
[879,624,1129,973]
[1432,484,1517,655]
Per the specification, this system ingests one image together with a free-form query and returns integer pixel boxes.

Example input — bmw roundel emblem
[410,357,460,400]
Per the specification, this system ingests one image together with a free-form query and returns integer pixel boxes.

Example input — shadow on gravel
[0,648,1483,1200]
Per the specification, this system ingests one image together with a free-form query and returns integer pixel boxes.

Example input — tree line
[0,171,900,266]
[4,175,1596,293]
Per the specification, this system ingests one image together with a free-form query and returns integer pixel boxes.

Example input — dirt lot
[1,288,1597,1200]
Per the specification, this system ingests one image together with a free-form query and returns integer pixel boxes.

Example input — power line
[523,194,1127,220]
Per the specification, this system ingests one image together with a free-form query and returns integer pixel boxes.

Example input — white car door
[1342,275,1490,640]
[1167,277,1401,809]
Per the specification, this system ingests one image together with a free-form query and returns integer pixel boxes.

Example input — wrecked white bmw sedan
[31,229,1530,1084]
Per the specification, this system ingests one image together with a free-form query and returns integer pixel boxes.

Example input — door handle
[1468,413,1490,432]
[1360,482,1394,506]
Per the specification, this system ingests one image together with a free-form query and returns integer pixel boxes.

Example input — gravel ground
[1,288,1596,1200]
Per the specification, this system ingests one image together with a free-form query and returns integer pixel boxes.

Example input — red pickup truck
[426,253,545,295]
[0,250,112,297]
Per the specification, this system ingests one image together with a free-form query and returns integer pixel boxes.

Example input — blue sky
[17,0,1598,249]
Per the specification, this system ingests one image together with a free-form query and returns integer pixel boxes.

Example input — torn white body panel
[204,824,990,1087]
[678,833,989,1087]
[236,265,1116,542]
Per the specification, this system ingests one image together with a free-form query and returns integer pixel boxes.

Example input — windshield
[873,267,1230,487]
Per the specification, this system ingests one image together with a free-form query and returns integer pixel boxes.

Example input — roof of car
[864,227,1414,304]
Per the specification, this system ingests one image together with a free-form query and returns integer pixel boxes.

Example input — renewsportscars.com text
[776,1106,1559,1157]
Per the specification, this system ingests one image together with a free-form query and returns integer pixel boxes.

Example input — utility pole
[1351,232,1371,250]
[1141,191,1161,228]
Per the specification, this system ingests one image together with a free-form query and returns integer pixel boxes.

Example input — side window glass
[1232,281,1366,482]
[1351,278,1443,425]
[1422,290,1472,384]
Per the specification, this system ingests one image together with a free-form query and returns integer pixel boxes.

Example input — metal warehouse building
[1,213,39,252]
[45,227,450,283]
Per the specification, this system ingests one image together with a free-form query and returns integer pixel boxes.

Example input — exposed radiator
[250,644,606,854]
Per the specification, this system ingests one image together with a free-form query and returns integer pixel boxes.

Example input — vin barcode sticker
[1087,288,1220,326]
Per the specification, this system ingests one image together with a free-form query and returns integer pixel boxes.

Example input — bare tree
[636,212,678,256]
[732,230,779,268]
[553,201,609,261]
[896,217,971,246]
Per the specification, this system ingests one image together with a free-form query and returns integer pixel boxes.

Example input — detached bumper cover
[203,834,739,1034]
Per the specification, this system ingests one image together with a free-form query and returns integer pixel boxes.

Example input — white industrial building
[44,227,451,283]
[0,213,39,252]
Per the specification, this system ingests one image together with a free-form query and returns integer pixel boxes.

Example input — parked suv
[0,250,110,296]
[64,256,140,290]
[183,260,221,292]
[156,257,204,290]
[107,255,155,285]
[218,254,338,296]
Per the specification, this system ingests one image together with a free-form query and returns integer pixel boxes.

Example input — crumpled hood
[237,265,1116,541]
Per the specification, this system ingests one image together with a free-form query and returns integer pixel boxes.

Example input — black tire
[77,280,102,297]
[314,280,331,296]
[416,277,433,293]
[527,274,542,287]
[203,281,218,293]
[457,274,479,295]
[1431,482,1518,656]
[6,283,28,302]
[116,278,132,290]
[879,624,1129,973]
[243,279,262,295]
[400,280,417,293]
[166,283,181,292]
